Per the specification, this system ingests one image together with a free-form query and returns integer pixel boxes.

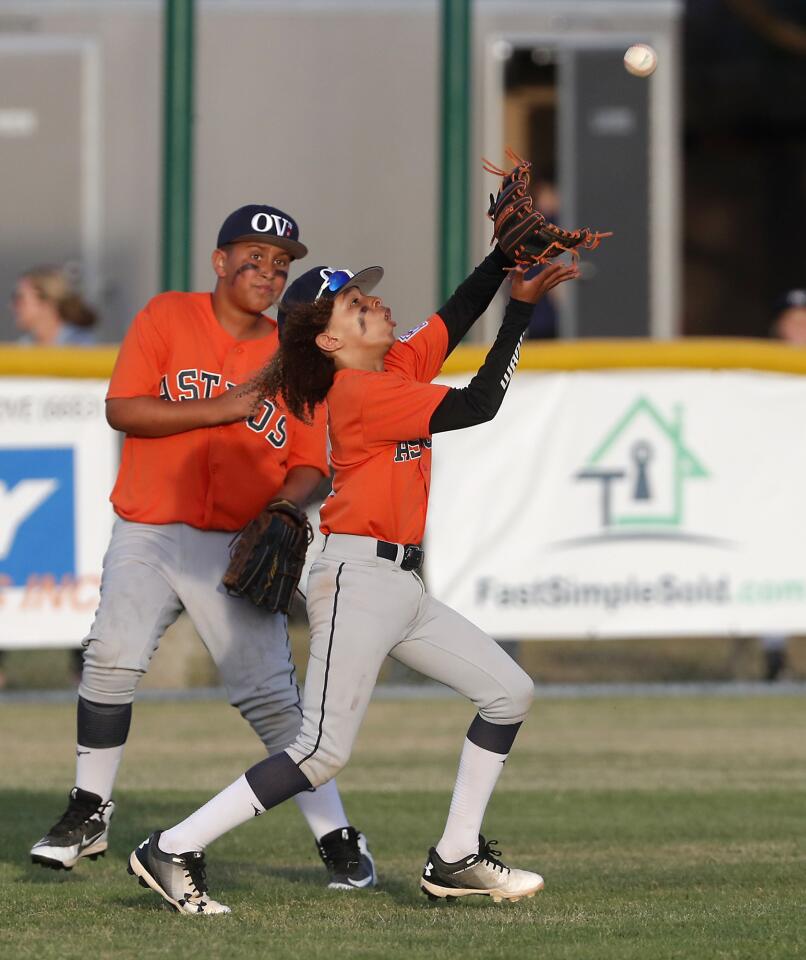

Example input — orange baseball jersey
[108,291,328,530]
[320,314,450,544]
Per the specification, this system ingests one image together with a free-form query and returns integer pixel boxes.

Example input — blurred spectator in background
[771,288,806,344]
[12,264,97,346]
[757,288,806,681]
[0,264,98,689]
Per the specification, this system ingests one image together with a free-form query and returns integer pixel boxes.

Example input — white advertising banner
[0,378,116,648]
[427,370,806,638]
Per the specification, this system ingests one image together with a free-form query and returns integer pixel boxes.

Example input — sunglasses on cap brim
[323,271,356,296]
[316,266,384,301]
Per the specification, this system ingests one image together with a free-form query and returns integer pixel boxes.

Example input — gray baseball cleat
[420,836,544,903]
[128,831,230,915]
[316,826,377,890]
[30,787,114,870]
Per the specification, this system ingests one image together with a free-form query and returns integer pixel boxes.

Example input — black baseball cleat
[420,836,544,903]
[316,826,377,890]
[30,787,114,870]
[128,831,230,915]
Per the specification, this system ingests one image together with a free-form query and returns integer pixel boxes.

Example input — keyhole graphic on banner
[631,440,653,501]
[575,397,709,534]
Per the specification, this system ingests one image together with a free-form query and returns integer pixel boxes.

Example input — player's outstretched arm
[429,262,578,433]
[106,384,261,437]
[437,246,513,355]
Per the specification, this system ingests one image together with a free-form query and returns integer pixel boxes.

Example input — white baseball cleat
[30,787,114,870]
[128,831,231,915]
[420,836,544,903]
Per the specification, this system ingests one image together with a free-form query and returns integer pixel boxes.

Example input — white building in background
[0,0,680,342]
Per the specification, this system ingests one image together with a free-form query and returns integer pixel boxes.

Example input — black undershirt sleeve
[437,246,513,355]
[429,299,533,434]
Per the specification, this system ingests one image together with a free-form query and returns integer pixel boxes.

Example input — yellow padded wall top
[0,346,120,379]
[441,338,806,376]
[2,339,806,379]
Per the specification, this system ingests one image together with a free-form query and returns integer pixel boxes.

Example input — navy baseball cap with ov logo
[217,204,308,259]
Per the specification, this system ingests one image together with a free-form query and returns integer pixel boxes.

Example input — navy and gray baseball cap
[216,204,308,259]
[277,265,384,329]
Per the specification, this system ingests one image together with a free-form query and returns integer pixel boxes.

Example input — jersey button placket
[417,446,431,540]
[216,347,238,517]
[223,344,247,390]
[207,422,225,525]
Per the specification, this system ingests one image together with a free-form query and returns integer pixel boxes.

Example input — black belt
[376,540,424,571]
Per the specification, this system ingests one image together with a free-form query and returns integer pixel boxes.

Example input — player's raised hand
[510,262,580,304]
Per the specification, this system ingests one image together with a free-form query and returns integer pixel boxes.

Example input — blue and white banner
[0,379,116,647]
[427,370,806,638]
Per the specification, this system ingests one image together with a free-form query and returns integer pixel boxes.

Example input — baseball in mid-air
[623,43,658,78]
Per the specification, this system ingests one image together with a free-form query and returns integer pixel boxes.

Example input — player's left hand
[510,262,579,304]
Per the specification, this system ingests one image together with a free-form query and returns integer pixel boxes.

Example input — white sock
[75,744,125,803]
[435,738,508,863]
[293,778,349,841]
[159,775,264,854]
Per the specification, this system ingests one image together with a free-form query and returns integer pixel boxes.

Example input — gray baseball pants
[285,534,534,786]
[80,517,303,754]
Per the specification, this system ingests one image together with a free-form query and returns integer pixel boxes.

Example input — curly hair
[250,299,336,423]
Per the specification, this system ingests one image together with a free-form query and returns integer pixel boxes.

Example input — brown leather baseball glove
[483,149,612,266]
[222,499,313,613]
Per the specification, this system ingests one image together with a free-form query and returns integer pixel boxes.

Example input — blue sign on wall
[0,448,75,585]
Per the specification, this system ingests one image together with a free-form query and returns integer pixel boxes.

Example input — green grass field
[1,695,805,960]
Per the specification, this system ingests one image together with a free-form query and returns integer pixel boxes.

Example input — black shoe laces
[478,838,509,875]
[183,852,209,899]
[49,796,104,836]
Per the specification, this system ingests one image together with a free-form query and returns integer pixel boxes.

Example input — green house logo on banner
[576,396,708,532]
